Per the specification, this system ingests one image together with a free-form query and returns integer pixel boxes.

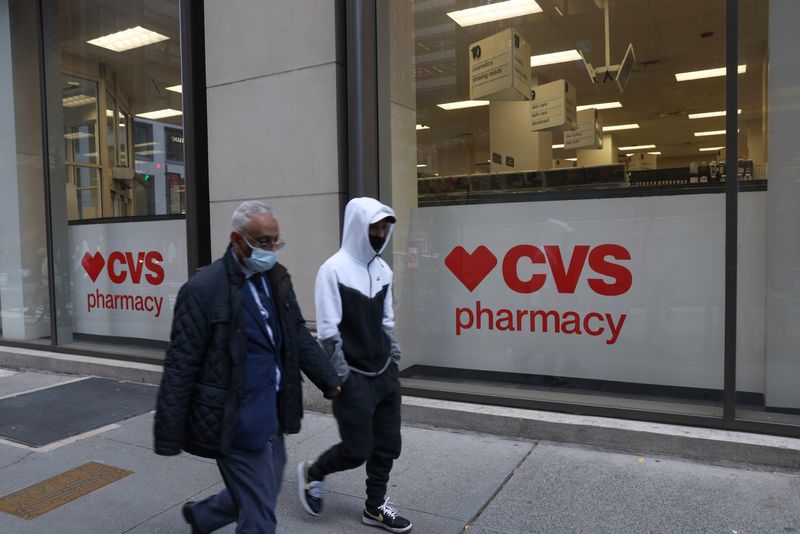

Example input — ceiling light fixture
[694,129,730,137]
[618,144,656,151]
[531,49,582,67]
[603,123,639,132]
[675,64,746,82]
[87,26,169,52]
[416,124,430,130]
[417,164,428,168]
[437,100,490,110]
[648,151,662,155]
[699,146,725,152]
[552,144,564,149]
[136,108,182,120]
[576,101,622,111]
[565,157,577,161]
[447,0,542,27]
[165,85,182,93]
[688,109,741,119]
[62,95,96,107]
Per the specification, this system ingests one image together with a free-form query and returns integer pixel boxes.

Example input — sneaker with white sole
[362,498,413,533]
[297,461,324,516]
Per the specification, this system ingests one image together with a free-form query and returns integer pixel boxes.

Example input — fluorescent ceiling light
[417,164,428,168]
[87,26,169,52]
[136,150,165,156]
[62,95,96,107]
[416,124,430,130]
[134,142,158,148]
[675,64,746,82]
[136,108,182,120]
[618,144,656,151]
[447,0,542,27]
[603,123,639,132]
[648,151,662,155]
[699,146,725,152]
[105,109,115,117]
[64,132,93,140]
[688,109,741,119]
[531,49,582,67]
[576,101,622,111]
[552,144,564,149]
[694,129,730,137]
[437,100,490,110]
[165,85,182,93]
[565,157,577,161]
[625,153,634,157]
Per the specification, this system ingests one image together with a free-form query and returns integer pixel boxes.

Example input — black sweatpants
[309,362,402,507]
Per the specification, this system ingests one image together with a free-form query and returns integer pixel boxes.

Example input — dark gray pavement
[1,367,799,533]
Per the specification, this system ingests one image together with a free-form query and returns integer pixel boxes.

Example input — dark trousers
[192,433,286,534]
[310,363,402,507]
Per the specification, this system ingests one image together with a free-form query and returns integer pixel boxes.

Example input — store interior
[410,0,769,198]
[58,0,184,220]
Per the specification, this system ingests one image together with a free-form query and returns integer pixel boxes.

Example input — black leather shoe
[182,501,201,534]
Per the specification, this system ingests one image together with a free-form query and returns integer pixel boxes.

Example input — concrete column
[0,0,49,340]
[204,0,346,316]
[577,134,617,167]
[764,0,800,409]
[489,101,552,172]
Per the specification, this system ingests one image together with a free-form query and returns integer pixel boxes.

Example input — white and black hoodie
[315,197,402,381]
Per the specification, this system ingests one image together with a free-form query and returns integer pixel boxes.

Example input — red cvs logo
[444,246,498,292]
[81,250,165,285]
[446,244,632,296]
[81,252,105,282]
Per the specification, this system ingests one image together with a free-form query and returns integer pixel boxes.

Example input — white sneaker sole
[362,515,413,533]
[296,462,320,517]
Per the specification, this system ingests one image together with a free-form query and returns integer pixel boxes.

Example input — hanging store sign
[530,79,577,132]
[69,219,187,340]
[564,109,603,149]
[469,29,531,101]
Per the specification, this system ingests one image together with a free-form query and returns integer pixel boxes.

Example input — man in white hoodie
[297,197,412,533]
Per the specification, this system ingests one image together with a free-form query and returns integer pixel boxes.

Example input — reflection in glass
[41,0,188,358]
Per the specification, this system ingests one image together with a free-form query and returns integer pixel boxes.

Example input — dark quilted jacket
[153,247,340,459]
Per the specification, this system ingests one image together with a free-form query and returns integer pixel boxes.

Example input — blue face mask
[244,248,278,272]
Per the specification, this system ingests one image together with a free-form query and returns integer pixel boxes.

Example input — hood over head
[340,197,396,264]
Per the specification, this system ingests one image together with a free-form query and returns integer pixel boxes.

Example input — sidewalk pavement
[1,368,800,533]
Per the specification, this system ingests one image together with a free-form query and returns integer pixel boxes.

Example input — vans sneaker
[297,461,324,516]
[362,498,412,533]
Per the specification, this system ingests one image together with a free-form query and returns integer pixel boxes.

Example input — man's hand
[325,386,342,398]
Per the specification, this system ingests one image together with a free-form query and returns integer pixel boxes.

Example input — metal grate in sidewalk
[0,377,156,447]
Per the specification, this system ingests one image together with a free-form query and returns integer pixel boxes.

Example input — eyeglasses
[241,233,285,250]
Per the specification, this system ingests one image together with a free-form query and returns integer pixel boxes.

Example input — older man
[154,200,341,534]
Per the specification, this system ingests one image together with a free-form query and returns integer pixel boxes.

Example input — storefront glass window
[736,0,800,426]
[34,0,189,357]
[0,0,51,343]
[385,0,732,417]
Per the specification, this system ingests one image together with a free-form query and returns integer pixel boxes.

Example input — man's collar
[230,247,257,279]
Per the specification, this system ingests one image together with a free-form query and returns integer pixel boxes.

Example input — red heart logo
[444,246,497,292]
[81,251,105,282]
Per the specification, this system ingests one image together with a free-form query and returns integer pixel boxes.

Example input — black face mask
[369,234,386,253]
